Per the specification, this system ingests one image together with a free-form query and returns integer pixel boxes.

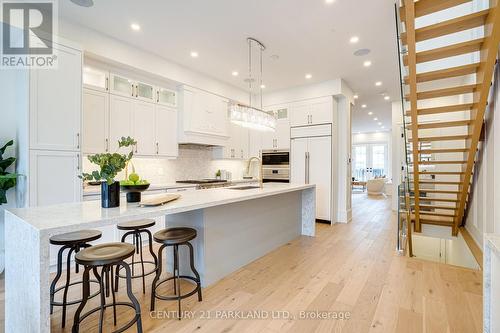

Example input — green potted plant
[80,137,136,208]
[0,140,18,205]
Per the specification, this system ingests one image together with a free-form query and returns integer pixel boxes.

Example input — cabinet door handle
[131,84,135,97]
[76,133,80,149]
[157,90,160,103]
[241,149,243,158]
[156,142,159,154]
[135,144,138,154]
[135,84,138,98]
[105,77,109,91]
[105,138,109,152]
[77,153,80,171]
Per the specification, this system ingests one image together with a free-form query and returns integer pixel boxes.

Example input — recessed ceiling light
[232,71,239,76]
[361,104,367,108]
[363,60,372,67]
[375,81,382,86]
[378,122,382,125]
[353,48,371,56]
[374,117,378,121]
[353,94,359,99]
[130,23,141,31]
[260,84,266,89]
[381,126,385,129]
[325,0,335,4]
[384,95,390,100]
[305,74,312,79]
[190,51,199,58]
[368,111,373,115]
[349,36,359,44]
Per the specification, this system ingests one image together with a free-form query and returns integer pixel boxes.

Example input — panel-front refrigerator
[290,124,332,222]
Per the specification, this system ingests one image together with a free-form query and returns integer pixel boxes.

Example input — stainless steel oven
[261,149,290,183]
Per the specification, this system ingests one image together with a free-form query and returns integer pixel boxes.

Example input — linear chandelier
[229,38,276,132]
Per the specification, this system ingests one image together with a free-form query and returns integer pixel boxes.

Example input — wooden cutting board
[140,194,181,207]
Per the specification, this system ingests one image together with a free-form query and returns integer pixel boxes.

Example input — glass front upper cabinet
[157,87,177,106]
[83,66,109,92]
[110,74,135,97]
[135,81,155,102]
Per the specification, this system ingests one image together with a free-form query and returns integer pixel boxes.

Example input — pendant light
[229,38,276,132]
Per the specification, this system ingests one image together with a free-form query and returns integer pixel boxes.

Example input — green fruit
[120,180,134,186]
[129,173,140,183]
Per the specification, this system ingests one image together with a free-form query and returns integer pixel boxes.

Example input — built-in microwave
[261,149,290,183]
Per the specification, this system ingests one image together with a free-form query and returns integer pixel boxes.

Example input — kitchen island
[4,183,315,332]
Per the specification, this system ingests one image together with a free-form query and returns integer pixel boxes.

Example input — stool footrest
[153,275,201,301]
[51,279,100,307]
[75,302,141,333]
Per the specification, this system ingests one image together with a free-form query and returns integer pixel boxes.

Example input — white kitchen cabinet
[290,97,333,127]
[155,105,178,157]
[291,126,332,221]
[109,95,134,152]
[83,66,109,92]
[133,101,157,155]
[29,150,82,207]
[82,89,109,154]
[248,130,262,158]
[178,87,229,145]
[135,81,155,102]
[110,74,135,98]
[213,123,248,160]
[29,43,82,151]
[156,87,177,107]
[261,120,290,150]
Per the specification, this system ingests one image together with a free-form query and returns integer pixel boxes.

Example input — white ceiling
[59,0,400,132]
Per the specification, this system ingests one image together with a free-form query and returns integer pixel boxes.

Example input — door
[352,144,388,180]
[29,43,82,151]
[135,81,155,102]
[29,151,82,206]
[248,130,262,158]
[133,101,156,155]
[308,136,332,221]
[290,138,308,184]
[83,66,109,92]
[290,103,310,127]
[82,89,109,153]
[155,105,178,157]
[157,87,177,107]
[109,95,134,152]
[309,98,333,125]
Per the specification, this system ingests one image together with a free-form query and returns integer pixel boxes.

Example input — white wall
[465,53,500,248]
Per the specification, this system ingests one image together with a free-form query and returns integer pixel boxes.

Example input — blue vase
[101,181,120,208]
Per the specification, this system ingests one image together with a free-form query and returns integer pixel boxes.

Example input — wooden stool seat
[75,243,135,266]
[49,230,102,246]
[153,227,197,245]
[117,219,156,230]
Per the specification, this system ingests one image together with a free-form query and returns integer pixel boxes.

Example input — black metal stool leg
[110,266,117,326]
[61,246,76,328]
[144,229,158,268]
[138,232,146,294]
[174,244,182,320]
[71,266,91,333]
[97,266,106,333]
[50,245,69,315]
[186,242,202,302]
[150,244,165,311]
[173,245,178,295]
[120,261,143,333]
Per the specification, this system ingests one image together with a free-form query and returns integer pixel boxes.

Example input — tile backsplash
[82,145,255,184]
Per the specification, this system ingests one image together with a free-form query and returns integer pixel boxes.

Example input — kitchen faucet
[246,156,263,188]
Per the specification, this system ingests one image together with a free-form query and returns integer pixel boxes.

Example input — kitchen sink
[227,186,261,190]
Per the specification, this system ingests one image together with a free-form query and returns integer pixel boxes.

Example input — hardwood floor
[1,193,483,332]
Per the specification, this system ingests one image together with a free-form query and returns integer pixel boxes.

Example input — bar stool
[49,230,102,328]
[114,219,158,293]
[150,227,202,319]
[72,242,142,333]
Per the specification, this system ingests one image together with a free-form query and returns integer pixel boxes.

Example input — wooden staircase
[400,0,500,235]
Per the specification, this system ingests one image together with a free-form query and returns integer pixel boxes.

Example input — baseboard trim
[460,226,483,270]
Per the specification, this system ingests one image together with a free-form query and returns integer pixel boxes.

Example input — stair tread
[418,181,462,184]
[407,120,474,129]
[405,103,476,116]
[409,135,472,142]
[419,211,457,217]
[403,38,485,65]
[412,197,460,202]
[401,9,491,44]
[400,0,472,21]
[418,160,467,164]
[418,189,461,194]
[413,171,465,175]
[415,204,458,210]
[405,84,480,101]
[404,63,480,83]
[418,148,469,153]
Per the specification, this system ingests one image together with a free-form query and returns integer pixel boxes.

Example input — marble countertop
[6,183,315,233]
[82,179,257,196]
[485,234,500,257]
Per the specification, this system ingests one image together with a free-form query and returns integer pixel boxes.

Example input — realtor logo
[1,0,58,68]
